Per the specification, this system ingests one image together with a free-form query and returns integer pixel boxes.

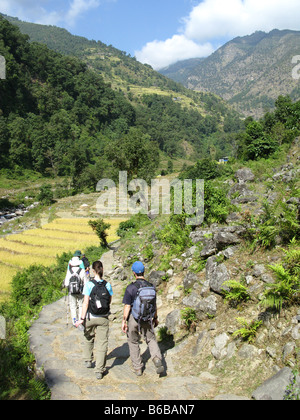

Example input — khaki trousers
[69,293,83,324]
[83,317,109,374]
[127,314,162,371]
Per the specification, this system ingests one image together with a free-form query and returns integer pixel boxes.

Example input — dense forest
[0,16,243,191]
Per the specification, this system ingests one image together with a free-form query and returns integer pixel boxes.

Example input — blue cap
[131,261,145,274]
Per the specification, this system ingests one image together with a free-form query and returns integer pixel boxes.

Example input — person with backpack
[63,250,88,327]
[121,261,164,377]
[75,260,113,380]
[81,253,90,279]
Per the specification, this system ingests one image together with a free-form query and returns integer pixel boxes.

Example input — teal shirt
[83,278,113,297]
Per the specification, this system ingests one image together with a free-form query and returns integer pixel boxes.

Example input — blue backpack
[131,280,156,330]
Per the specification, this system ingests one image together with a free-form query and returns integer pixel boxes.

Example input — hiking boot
[84,361,92,368]
[134,368,143,377]
[153,357,164,374]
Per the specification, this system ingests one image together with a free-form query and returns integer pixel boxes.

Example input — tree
[88,218,111,248]
[38,184,53,206]
[105,127,160,182]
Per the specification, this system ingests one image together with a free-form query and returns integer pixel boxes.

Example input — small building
[218,157,229,164]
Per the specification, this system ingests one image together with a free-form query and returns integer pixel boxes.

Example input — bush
[232,318,262,343]
[37,184,53,206]
[0,252,71,399]
[117,219,136,237]
[222,280,250,307]
[204,181,232,224]
[260,263,300,313]
[116,213,150,238]
[156,214,192,254]
[181,307,197,332]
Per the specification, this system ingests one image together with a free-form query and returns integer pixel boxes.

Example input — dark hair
[92,261,103,278]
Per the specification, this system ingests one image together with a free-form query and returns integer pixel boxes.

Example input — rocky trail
[28,249,247,401]
[27,149,300,401]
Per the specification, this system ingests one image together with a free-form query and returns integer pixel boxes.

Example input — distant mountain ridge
[1,14,226,113]
[160,30,300,118]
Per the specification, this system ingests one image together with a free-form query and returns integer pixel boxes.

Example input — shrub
[222,280,250,307]
[204,181,232,224]
[260,263,299,313]
[181,307,197,332]
[117,219,136,237]
[232,318,262,343]
[37,184,53,206]
[116,214,150,238]
[156,214,192,253]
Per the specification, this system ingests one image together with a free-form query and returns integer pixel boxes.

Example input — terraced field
[0,218,125,302]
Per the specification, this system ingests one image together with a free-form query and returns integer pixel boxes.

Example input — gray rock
[238,344,258,359]
[235,168,255,183]
[183,271,199,290]
[193,330,210,356]
[186,246,197,257]
[214,231,241,249]
[252,367,300,400]
[261,273,274,284]
[282,342,296,360]
[189,229,213,244]
[206,256,230,294]
[196,295,218,318]
[211,333,230,360]
[149,270,166,287]
[165,309,181,335]
[292,325,300,340]
[228,183,252,198]
[252,264,266,277]
[200,240,217,258]
[182,292,202,309]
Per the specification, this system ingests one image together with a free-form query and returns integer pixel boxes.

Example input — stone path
[28,250,224,400]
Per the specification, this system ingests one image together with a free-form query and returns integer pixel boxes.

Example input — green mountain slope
[161,30,300,118]
[2,15,242,135]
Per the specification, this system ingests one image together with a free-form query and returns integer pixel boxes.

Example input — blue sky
[0,0,300,69]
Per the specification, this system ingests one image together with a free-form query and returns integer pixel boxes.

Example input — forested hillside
[0,15,243,168]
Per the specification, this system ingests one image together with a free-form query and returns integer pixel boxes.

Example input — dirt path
[28,250,249,401]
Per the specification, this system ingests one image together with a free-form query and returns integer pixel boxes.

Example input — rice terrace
[0,217,125,302]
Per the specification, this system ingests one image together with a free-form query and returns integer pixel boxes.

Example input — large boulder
[206,256,230,294]
[252,367,300,400]
[235,168,255,184]
[149,270,166,287]
[165,309,182,335]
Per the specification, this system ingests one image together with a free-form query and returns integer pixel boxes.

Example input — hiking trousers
[69,293,84,324]
[83,317,109,374]
[127,314,162,371]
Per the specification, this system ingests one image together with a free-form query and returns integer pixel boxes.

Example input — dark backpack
[131,280,156,329]
[68,266,83,295]
[81,256,90,270]
[88,280,111,318]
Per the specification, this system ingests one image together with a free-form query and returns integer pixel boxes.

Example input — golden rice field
[0,218,126,302]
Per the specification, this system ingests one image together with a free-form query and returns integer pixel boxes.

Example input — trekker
[63,250,88,326]
[121,261,164,376]
[75,261,113,380]
[81,253,90,278]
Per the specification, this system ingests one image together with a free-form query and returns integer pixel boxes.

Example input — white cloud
[136,0,300,70]
[184,0,300,42]
[65,0,100,27]
[135,35,214,70]
[0,0,101,27]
